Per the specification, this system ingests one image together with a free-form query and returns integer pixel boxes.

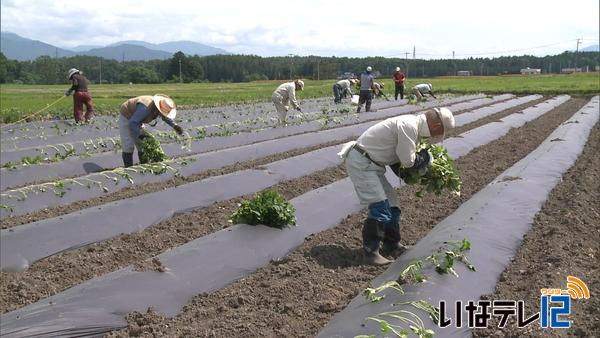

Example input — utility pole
[413,46,416,59]
[404,52,410,77]
[574,38,582,70]
[179,59,182,83]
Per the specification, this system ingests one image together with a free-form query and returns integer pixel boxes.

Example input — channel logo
[565,276,590,300]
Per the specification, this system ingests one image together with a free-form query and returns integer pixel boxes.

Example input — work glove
[65,89,73,96]
[173,125,184,135]
[412,149,433,176]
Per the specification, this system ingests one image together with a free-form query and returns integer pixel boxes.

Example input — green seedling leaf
[230,190,296,228]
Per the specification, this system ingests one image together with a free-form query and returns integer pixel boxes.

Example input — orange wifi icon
[565,276,590,299]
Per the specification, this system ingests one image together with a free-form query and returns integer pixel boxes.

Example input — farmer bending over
[412,83,436,101]
[65,68,94,123]
[333,78,356,104]
[338,107,455,265]
[272,79,304,124]
[119,94,184,167]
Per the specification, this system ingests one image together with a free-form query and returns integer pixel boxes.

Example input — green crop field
[1,73,598,123]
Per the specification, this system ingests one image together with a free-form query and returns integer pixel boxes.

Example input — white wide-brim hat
[153,94,177,119]
[434,107,455,131]
[67,68,80,79]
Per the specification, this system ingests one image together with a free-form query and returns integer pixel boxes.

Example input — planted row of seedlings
[0,94,522,218]
[0,94,483,191]
[1,94,522,270]
[2,94,588,336]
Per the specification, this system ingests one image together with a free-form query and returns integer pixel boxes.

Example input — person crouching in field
[119,94,184,167]
[333,78,356,104]
[65,68,94,123]
[412,83,436,101]
[338,107,455,265]
[272,79,304,124]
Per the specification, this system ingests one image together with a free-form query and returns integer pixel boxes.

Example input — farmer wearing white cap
[272,79,304,124]
[357,66,375,113]
[393,67,406,100]
[333,78,356,104]
[412,83,436,101]
[118,94,184,167]
[337,107,455,265]
[66,68,94,123]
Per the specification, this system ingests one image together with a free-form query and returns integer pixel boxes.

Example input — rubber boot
[138,151,148,165]
[365,100,372,112]
[356,105,361,114]
[362,218,391,265]
[122,152,134,168]
[383,207,407,254]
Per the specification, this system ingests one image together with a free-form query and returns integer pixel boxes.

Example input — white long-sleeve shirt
[356,114,429,167]
[273,82,299,109]
[413,83,432,93]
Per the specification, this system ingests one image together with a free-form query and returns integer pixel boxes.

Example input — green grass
[1,73,598,123]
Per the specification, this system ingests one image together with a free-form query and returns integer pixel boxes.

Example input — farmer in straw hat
[118,94,184,167]
[272,79,304,124]
[337,107,455,265]
[65,68,94,123]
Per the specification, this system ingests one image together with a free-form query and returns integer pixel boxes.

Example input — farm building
[520,67,541,75]
[457,70,472,76]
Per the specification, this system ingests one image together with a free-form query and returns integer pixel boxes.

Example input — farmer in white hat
[272,79,304,124]
[337,107,455,265]
[66,68,94,123]
[118,94,184,167]
[357,66,375,113]
[412,83,436,101]
[333,78,356,104]
[393,67,406,100]
[372,82,389,100]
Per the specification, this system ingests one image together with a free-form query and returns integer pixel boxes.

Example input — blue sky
[1,0,598,58]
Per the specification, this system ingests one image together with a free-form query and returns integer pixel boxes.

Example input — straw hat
[67,68,80,79]
[434,107,455,131]
[153,94,177,119]
[295,79,305,90]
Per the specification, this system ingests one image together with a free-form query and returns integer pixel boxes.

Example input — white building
[520,67,541,75]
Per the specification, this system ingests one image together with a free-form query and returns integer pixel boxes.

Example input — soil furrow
[0,99,535,313]
[0,97,539,229]
[104,98,590,337]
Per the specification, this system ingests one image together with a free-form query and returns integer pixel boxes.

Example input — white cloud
[1,0,598,58]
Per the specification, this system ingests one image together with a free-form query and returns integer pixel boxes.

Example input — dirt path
[0,97,554,314]
[473,123,599,337]
[100,98,591,337]
[1,97,542,229]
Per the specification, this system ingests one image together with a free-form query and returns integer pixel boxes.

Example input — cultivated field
[0,78,598,337]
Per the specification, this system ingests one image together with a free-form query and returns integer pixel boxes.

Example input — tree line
[0,50,598,85]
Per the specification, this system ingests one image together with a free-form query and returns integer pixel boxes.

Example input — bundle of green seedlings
[397,141,461,197]
[138,134,167,163]
[230,190,296,229]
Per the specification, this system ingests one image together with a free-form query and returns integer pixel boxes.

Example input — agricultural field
[0,79,599,338]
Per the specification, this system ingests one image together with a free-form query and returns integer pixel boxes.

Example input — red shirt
[393,71,405,84]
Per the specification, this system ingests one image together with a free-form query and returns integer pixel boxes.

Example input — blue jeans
[333,84,342,103]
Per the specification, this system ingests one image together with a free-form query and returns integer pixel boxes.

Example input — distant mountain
[82,44,173,61]
[70,45,103,52]
[109,40,230,56]
[581,44,599,52]
[1,31,74,60]
[0,32,230,61]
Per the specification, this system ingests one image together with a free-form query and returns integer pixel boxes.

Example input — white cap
[434,107,455,131]
[366,66,372,72]
[396,67,400,71]
[67,68,80,79]
[295,79,304,90]
[153,94,177,119]
[428,83,433,90]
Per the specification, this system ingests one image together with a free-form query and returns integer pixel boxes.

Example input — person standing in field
[272,79,304,124]
[118,94,184,167]
[412,83,436,100]
[357,66,375,113]
[333,78,356,104]
[65,68,94,123]
[393,67,406,100]
[337,107,455,265]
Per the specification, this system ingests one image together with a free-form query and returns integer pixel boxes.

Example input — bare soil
[93,98,592,337]
[0,98,546,313]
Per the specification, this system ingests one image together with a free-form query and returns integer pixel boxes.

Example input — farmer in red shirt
[393,67,406,100]
[65,68,94,123]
